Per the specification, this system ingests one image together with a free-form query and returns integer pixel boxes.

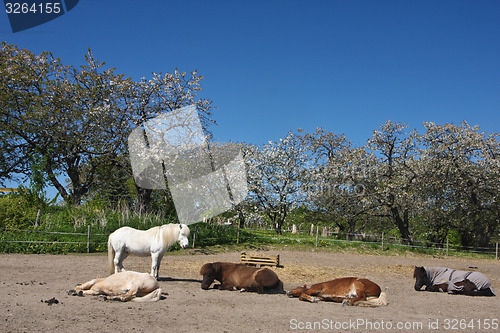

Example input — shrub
[0,193,38,230]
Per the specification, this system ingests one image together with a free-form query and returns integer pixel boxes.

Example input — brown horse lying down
[200,262,284,293]
[288,277,388,307]
[414,266,495,296]
[69,271,162,302]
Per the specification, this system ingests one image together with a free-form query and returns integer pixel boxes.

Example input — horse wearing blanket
[69,271,162,302]
[414,266,495,296]
[108,224,190,279]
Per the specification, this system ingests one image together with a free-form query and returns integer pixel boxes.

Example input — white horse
[108,224,190,279]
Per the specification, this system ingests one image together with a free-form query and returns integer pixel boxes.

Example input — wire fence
[1,226,108,253]
[242,226,500,258]
[1,225,499,259]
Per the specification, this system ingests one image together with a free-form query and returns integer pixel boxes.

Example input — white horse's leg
[150,253,158,278]
[113,250,122,273]
[150,252,163,279]
[114,250,129,273]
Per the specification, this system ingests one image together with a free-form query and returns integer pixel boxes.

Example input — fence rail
[1,226,107,253]
[243,226,500,258]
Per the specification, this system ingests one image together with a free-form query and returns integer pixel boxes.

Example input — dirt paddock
[1,249,499,332]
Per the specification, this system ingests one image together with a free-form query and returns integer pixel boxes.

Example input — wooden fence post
[315,226,319,247]
[381,232,384,250]
[87,225,90,253]
[446,238,449,256]
[496,243,498,260]
[192,226,197,249]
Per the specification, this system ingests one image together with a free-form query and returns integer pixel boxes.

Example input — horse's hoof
[312,297,319,303]
[68,290,75,296]
[341,300,349,307]
[97,295,108,301]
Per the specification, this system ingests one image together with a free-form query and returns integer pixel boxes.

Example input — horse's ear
[179,224,182,230]
[413,266,425,277]
[303,284,307,288]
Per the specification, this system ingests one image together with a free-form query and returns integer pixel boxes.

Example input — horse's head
[200,262,218,290]
[177,224,190,249]
[287,284,308,298]
[413,266,429,291]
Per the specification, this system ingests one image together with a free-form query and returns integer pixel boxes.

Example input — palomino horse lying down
[288,277,388,307]
[69,271,162,302]
[414,266,495,296]
[200,262,284,293]
[108,223,190,279]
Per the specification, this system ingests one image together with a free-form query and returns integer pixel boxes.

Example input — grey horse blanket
[425,267,495,295]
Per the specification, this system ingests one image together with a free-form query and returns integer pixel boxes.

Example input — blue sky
[2,0,499,149]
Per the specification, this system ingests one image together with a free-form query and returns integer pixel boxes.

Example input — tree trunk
[391,206,412,244]
[135,186,152,214]
[46,161,70,203]
[346,216,356,240]
[238,207,245,229]
[274,222,283,235]
[274,207,288,235]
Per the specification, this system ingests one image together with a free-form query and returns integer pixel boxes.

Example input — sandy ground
[1,248,499,333]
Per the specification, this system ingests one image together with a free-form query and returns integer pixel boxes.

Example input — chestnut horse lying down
[414,266,495,296]
[69,271,162,302]
[200,262,284,293]
[288,277,388,307]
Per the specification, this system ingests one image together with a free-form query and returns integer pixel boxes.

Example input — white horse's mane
[159,224,180,247]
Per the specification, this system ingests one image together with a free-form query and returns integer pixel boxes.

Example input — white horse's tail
[354,291,388,307]
[108,236,115,276]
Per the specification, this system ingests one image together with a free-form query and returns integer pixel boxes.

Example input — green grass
[0,197,497,260]
[1,225,497,260]
[193,228,498,260]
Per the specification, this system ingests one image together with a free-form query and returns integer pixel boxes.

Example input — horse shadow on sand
[158,276,202,283]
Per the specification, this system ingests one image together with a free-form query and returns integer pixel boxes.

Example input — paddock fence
[243,226,500,258]
[0,226,107,254]
[1,225,499,259]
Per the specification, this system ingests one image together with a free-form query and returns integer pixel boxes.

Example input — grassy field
[1,223,497,260]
